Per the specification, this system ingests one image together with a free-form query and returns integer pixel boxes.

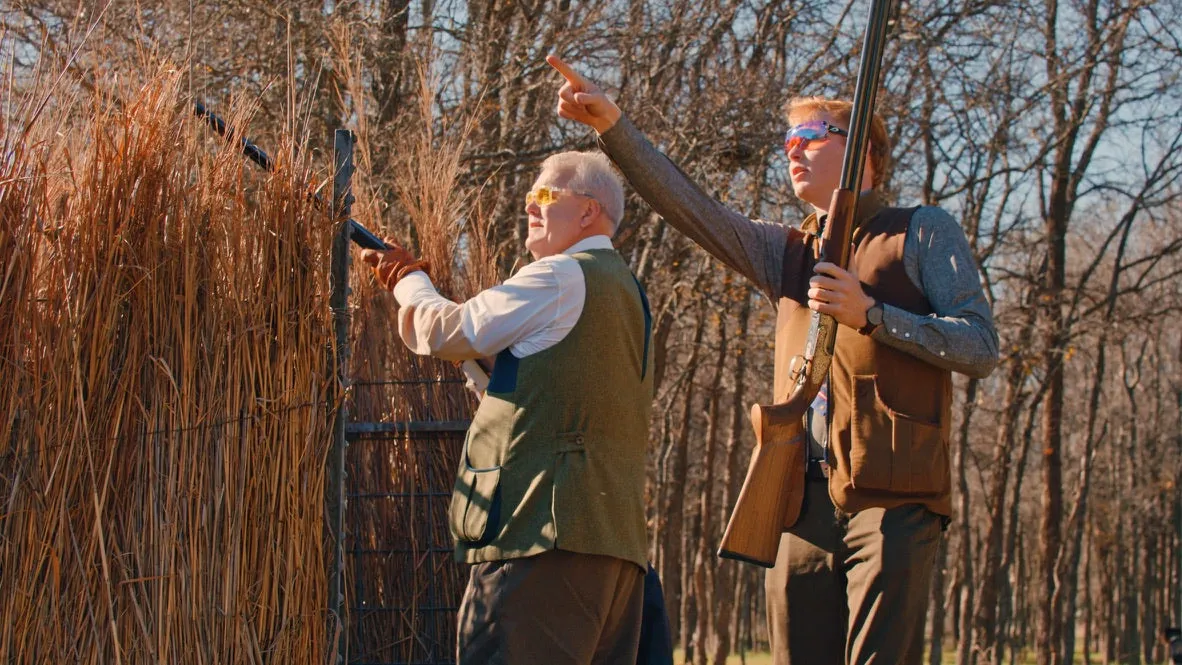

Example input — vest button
[575,435,585,446]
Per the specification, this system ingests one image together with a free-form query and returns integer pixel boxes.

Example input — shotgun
[193,101,388,250]
[717,0,896,567]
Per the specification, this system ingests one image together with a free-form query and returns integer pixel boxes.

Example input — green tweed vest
[448,248,654,569]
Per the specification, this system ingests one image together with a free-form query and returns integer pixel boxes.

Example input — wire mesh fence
[343,379,470,665]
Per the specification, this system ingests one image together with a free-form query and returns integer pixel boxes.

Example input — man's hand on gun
[547,55,622,134]
[360,239,430,291]
[808,261,875,331]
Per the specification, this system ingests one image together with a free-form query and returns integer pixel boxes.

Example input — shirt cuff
[460,360,490,398]
[877,303,919,342]
[391,270,435,307]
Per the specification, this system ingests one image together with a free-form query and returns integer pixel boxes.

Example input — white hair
[540,151,626,231]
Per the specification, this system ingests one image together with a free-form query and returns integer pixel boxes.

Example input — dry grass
[332,50,501,662]
[326,31,501,663]
[2,33,499,662]
[1,69,335,662]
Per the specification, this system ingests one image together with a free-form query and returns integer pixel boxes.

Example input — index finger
[546,54,589,91]
[812,262,850,278]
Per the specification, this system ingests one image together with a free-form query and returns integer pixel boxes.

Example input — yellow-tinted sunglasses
[525,185,591,207]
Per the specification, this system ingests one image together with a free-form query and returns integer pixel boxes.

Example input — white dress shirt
[392,235,615,393]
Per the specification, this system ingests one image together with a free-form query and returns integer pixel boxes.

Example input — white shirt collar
[561,235,614,255]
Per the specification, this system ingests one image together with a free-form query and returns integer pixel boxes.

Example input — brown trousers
[457,549,645,665]
[765,479,944,665]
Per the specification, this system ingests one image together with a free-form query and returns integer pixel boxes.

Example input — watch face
[868,304,884,326]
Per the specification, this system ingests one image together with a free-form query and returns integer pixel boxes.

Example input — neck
[810,185,877,215]
[569,232,612,249]
[581,220,614,242]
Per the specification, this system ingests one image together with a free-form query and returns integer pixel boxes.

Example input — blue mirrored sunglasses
[785,120,849,153]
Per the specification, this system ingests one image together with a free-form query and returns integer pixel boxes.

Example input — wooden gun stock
[717,396,811,567]
[717,191,855,568]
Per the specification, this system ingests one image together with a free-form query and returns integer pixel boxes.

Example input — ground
[674,650,772,664]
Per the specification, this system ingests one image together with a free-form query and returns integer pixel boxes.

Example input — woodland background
[2,0,1181,664]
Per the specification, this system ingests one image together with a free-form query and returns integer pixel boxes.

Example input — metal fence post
[328,128,356,665]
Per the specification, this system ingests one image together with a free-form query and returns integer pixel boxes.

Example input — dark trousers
[457,549,645,665]
[637,563,674,665]
[765,480,943,665]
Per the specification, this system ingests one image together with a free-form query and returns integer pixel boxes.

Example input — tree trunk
[1054,359,1105,665]
[372,0,412,126]
[682,508,700,663]
[654,409,674,569]
[1011,530,1029,665]
[1121,345,1144,665]
[712,289,752,665]
[1037,232,1067,665]
[956,378,980,665]
[998,384,1044,664]
[1140,530,1157,665]
[976,302,1038,664]
[1035,0,1134,658]
[1082,519,1092,665]
[951,557,963,645]
[929,534,951,665]
[692,313,728,665]
[662,280,708,647]
[1104,481,1121,665]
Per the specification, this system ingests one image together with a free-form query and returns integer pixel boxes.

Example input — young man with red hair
[548,56,998,665]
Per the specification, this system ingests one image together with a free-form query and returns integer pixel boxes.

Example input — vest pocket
[551,431,589,544]
[850,375,948,495]
[448,457,503,547]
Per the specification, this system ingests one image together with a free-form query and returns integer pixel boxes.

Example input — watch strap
[858,302,883,336]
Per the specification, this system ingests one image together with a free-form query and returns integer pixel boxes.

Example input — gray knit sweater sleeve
[872,206,1000,378]
[600,117,998,378]
[598,117,787,302]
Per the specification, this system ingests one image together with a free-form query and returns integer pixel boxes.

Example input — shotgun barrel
[192,101,387,250]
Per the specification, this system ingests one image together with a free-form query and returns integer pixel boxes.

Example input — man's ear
[580,198,601,228]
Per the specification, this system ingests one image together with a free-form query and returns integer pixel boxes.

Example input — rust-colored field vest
[774,195,953,518]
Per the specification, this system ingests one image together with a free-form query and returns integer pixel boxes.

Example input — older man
[548,57,999,665]
[362,151,655,665]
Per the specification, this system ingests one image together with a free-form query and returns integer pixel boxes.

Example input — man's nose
[787,140,806,161]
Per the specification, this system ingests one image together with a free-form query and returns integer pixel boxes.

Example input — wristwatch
[859,300,884,336]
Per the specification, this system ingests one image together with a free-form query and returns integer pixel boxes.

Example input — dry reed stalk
[347,58,499,412]
[1,66,335,663]
[326,45,510,661]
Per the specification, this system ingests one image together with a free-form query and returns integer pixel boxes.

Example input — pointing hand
[547,54,622,134]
